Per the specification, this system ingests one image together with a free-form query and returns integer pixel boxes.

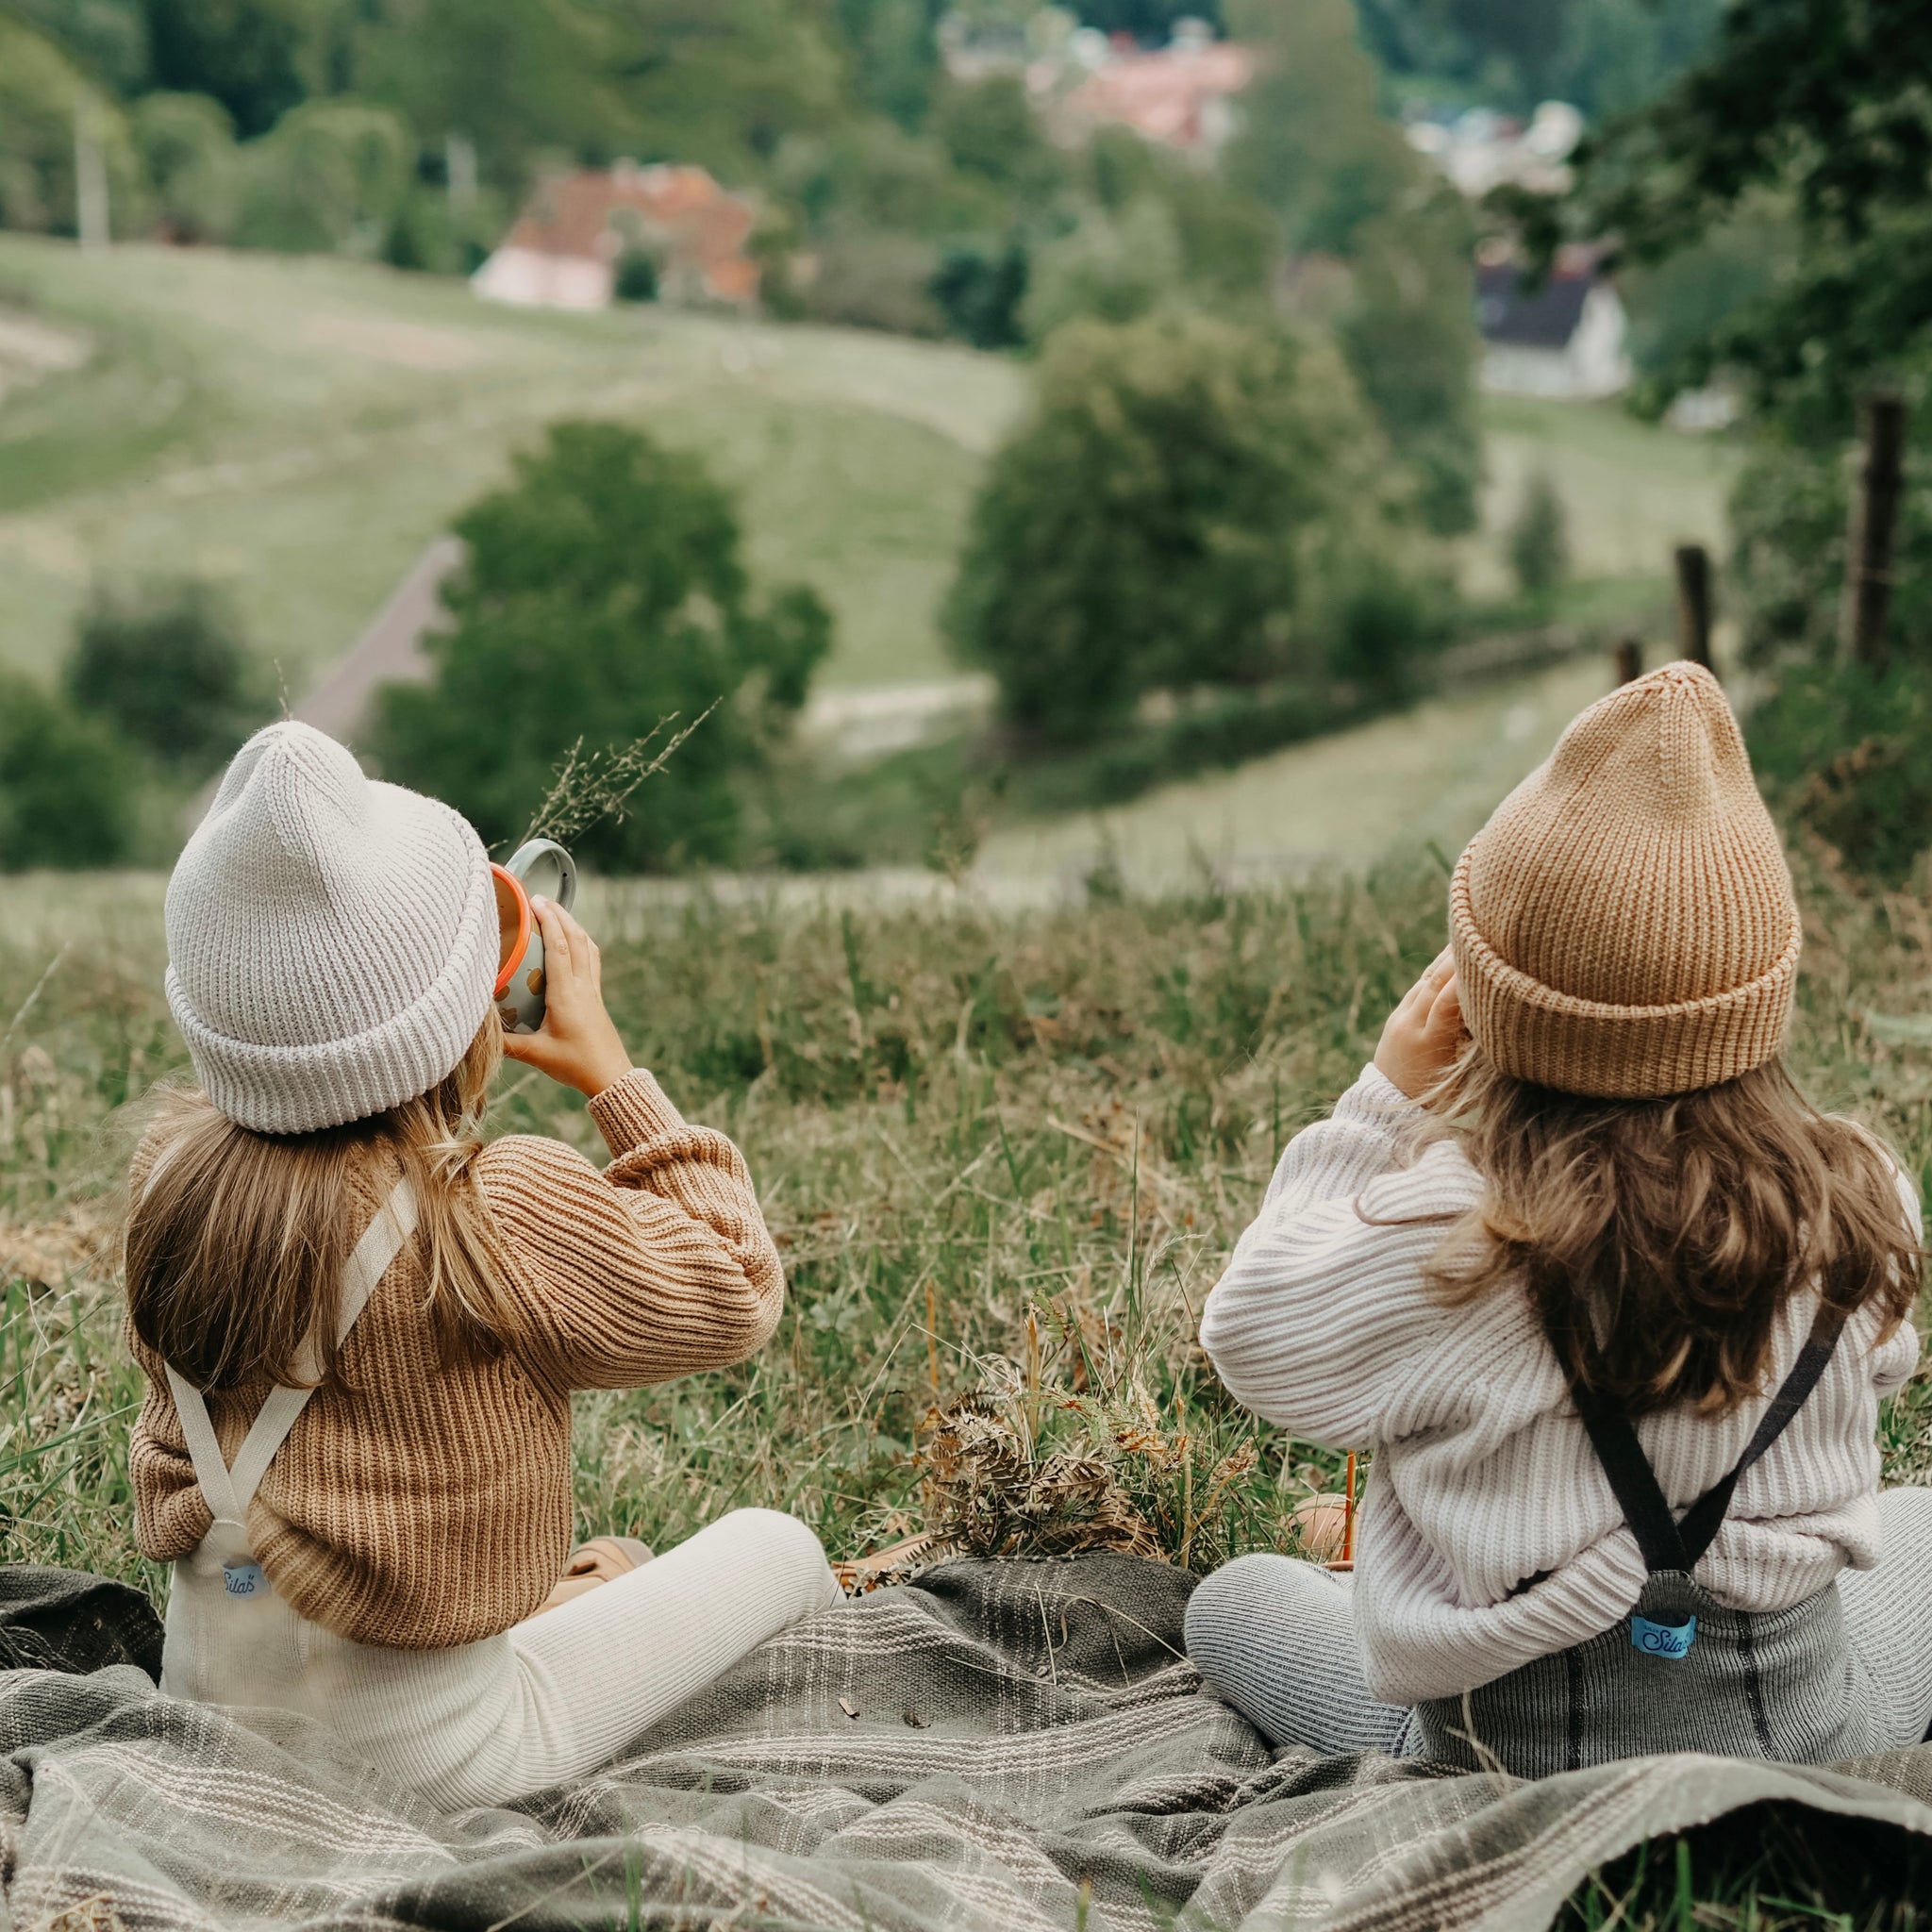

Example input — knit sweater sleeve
[1198,1065,1481,1450]
[478,1069,785,1392]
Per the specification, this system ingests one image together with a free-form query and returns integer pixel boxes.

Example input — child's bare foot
[537,1535,653,1614]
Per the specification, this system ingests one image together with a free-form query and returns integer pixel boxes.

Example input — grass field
[0,238,1736,717]
[3,849,1930,1925]
[0,237,1021,693]
[1475,391,1740,594]
[974,652,1621,891]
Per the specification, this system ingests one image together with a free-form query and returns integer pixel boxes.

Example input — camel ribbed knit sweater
[1198,1066,1922,1706]
[128,1070,784,1650]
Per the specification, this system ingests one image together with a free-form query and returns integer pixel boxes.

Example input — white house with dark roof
[1474,249,1632,400]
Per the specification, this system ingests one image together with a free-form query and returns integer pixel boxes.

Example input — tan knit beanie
[1449,661,1799,1099]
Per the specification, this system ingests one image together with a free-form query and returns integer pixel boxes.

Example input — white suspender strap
[162,1179,418,1529]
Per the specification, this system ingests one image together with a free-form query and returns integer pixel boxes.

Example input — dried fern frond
[916,1359,1163,1562]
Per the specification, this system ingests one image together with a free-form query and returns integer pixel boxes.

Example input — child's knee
[714,1507,839,1609]
[1186,1552,1296,1669]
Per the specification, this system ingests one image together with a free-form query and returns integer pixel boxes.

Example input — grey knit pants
[1185,1486,1932,1761]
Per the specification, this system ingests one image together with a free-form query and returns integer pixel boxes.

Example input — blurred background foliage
[5,0,1928,891]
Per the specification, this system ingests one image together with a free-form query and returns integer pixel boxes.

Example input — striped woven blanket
[3,1554,1930,1931]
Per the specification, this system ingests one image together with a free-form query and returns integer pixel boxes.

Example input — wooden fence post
[1613,638,1642,685]
[1674,545,1712,670]
[1840,391,1907,673]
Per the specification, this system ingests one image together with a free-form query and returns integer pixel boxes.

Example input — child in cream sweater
[1188,665,1932,1773]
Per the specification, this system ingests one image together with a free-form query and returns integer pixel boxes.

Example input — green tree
[1507,470,1571,603]
[372,421,831,869]
[944,313,1390,741]
[1223,0,1412,257]
[1355,0,1721,117]
[0,20,142,238]
[1019,199,1185,342]
[930,235,1028,349]
[65,577,268,772]
[132,91,242,241]
[836,0,941,129]
[596,0,846,175]
[358,0,616,193]
[932,73,1061,199]
[1533,0,1932,423]
[1339,201,1481,534]
[234,98,411,253]
[1728,439,1932,668]
[12,0,151,92]
[1224,0,1479,535]
[0,672,133,870]
[1077,0,1223,34]
[141,0,346,139]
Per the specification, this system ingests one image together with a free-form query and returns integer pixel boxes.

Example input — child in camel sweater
[127,722,837,1809]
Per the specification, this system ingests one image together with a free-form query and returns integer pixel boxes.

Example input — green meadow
[0,238,1733,713]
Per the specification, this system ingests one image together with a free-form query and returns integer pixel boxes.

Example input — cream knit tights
[308,1508,841,1810]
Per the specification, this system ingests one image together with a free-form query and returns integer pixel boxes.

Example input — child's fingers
[532,899,584,987]
[552,901,595,979]
[1425,972,1463,1036]
[500,1024,556,1070]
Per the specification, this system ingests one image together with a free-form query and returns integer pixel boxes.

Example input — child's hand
[1374,948,1466,1101]
[500,899,635,1098]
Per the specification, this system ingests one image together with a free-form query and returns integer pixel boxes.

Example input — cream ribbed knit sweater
[1198,1065,1923,1706]
[128,1069,783,1649]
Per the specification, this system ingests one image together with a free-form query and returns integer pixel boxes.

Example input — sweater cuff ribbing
[1338,1062,1422,1118]
[588,1068,688,1158]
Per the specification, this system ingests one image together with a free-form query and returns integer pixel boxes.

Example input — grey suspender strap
[163,1179,418,1528]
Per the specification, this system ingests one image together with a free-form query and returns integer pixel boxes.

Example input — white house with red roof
[473,162,759,312]
[1052,24,1255,160]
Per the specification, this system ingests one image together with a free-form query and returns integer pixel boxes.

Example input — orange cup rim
[491,864,532,998]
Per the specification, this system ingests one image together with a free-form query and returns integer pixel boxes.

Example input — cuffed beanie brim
[1449,661,1800,1100]
[165,723,497,1134]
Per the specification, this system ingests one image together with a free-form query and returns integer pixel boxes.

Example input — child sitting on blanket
[123,723,838,1809]
[1187,663,1932,1774]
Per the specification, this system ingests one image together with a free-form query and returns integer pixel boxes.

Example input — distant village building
[1407,101,1584,200]
[1052,25,1255,159]
[472,163,758,312]
[1474,246,1633,400]
[938,11,1254,161]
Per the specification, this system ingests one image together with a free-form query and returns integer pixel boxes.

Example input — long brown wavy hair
[1410,1051,1922,1417]
[125,1021,524,1391]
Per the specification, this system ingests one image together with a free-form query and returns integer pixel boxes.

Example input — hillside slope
[0,238,1023,693]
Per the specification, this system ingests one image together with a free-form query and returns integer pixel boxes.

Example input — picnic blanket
[4,1553,1931,1932]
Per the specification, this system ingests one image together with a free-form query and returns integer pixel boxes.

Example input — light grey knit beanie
[165,721,498,1135]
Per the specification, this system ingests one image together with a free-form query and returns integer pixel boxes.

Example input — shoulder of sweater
[475,1131,604,1206]
[1353,1133,1484,1218]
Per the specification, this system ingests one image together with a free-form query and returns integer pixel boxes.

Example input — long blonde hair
[1409,1051,1922,1417]
[126,1022,524,1390]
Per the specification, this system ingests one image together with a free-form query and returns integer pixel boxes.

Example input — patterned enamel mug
[490,839,578,1035]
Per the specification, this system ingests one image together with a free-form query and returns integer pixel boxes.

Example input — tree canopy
[1524,0,1932,423]
[372,421,829,869]
[944,313,1398,741]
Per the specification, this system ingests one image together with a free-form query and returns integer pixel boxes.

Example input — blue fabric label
[223,1560,267,1600]
[1631,1612,1696,1658]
